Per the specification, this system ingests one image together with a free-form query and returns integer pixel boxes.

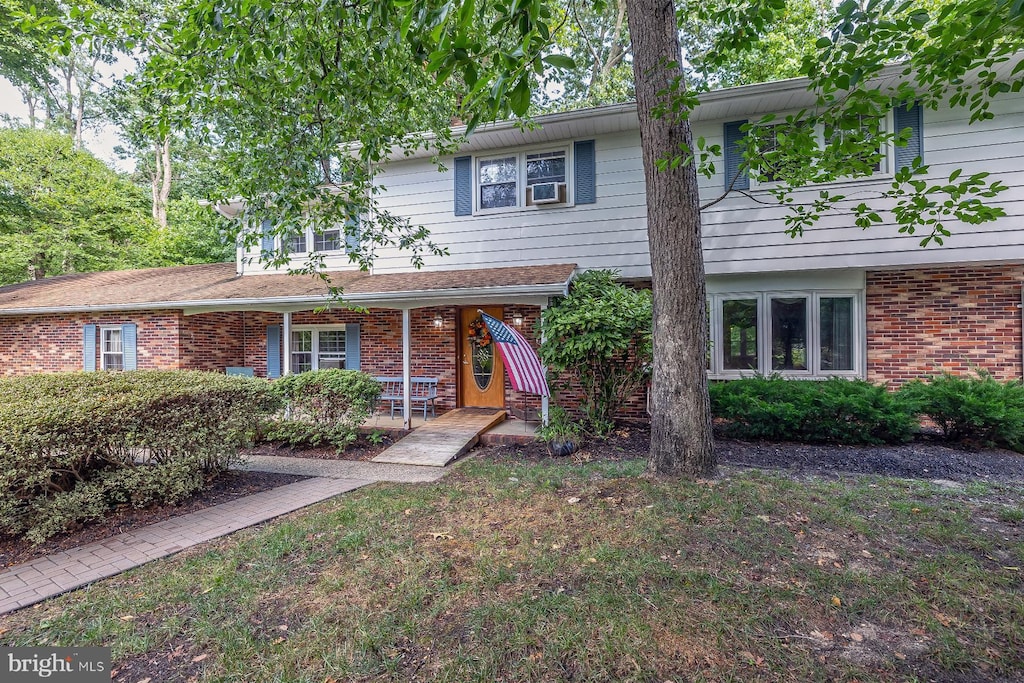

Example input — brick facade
[0,305,546,416]
[178,312,246,372]
[866,264,1024,386]
[0,310,182,375]
[6,266,1021,422]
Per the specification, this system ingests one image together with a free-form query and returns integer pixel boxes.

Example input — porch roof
[0,262,577,315]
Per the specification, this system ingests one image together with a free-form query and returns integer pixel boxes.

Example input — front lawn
[2,457,1022,682]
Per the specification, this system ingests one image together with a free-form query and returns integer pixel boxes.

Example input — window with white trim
[709,291,861,378]
[749,114,890,187]
[314,228,342,252]
[286,231,307,254]
[479,156,518,210]
[101,327,124,371]
[477,147,569,211]
[290,327,347,372]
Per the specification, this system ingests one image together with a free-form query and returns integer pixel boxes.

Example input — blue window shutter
[894,101,923,173]
[83,324,97,371]
[260,219,275,254]
[121,323,138,370]
[454,156,472,216]
[266,325,281,378]
[724,121,749,191]
[345,323,361,370]
[574,139,597,204]
[345,216,360,254]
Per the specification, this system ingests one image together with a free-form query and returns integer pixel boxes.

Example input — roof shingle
[0,262,576,313]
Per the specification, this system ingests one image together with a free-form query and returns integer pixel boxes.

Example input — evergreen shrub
[709,376,916,445]
[899,373,1024,451]
[265,369,382,450]
[0,371,280,543]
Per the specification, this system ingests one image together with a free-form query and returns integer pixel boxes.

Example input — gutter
[0,279,574,316]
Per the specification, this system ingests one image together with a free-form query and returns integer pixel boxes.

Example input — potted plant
[537,406,583,457]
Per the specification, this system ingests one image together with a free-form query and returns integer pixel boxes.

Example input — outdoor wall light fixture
[433,313,444,328]
[512,311,524,327]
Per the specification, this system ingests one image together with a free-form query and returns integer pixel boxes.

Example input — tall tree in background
[0,128,151,284]
[539,0,633,109]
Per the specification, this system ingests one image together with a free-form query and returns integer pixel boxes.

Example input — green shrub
[0,371,281,544]
[898,373,1024,450]
[540,270,652,435]
[709,376,916,445]
[265,370,381,450]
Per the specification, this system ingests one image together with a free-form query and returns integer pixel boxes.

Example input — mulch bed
[480,426,1024,483]
[246,433,405,462]
[0,470,307,568]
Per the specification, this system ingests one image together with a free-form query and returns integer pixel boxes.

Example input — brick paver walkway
[239,454,447,482]
[0,476,367,615]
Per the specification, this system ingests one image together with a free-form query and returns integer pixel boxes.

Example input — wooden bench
[375,376,439,420]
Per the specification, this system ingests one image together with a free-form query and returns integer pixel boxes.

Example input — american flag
[479,312,550,397]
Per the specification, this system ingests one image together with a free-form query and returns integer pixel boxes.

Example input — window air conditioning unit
[529,181,564,205]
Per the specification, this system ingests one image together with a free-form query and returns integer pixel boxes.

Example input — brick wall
[866,265,1024,386]
[0,302,636,421]
[288,306,460,409]
[0,310,181,375]
[179,312,246,372]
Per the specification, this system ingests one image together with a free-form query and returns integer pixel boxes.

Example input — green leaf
[542,54,576,70]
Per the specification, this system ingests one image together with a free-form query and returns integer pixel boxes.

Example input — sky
[0,74,135,173]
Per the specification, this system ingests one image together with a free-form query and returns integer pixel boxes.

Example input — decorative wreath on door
[467,316,492,349]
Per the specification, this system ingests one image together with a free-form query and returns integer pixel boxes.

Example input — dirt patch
[111,636,209,683]
[478,426,1024,483]
[247,433,404,462]
[0,470,306,568]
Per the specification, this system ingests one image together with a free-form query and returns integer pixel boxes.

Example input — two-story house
[2,70,1023,425]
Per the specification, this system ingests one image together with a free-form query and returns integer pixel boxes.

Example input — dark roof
[0,262,577,313]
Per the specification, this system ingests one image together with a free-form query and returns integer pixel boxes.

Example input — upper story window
[479,156,518,210]
[724,103,922,191]
[476,148,570,212]
[454,140,595,217]
[526,150,567,204]
[286,231,307,254]
[825,116,883,173]
[314,228,342,252]
[262,219,357,258]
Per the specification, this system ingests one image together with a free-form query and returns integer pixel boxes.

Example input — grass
[1,457,1022,682]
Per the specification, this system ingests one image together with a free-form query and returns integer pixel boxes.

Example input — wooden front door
[459,306,506,408]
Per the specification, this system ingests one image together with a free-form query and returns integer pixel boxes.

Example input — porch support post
[282,311,292,375]
[540,302,549,426]
[402,307,412,430]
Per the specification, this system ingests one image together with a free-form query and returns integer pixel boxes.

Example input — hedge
[0,371,280,544]
[709,376,917,445]
[265,369,382,450]
[900,373,1024,451]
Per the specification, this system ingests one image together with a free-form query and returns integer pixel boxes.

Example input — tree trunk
[625,0,715,478]
[152,137,171,228]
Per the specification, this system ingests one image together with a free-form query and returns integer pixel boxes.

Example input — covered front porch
[176,263,575,430]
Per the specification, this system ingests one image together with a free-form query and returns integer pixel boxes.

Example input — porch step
[370,408,506,467]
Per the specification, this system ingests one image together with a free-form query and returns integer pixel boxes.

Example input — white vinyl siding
[240,91,1024,279]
